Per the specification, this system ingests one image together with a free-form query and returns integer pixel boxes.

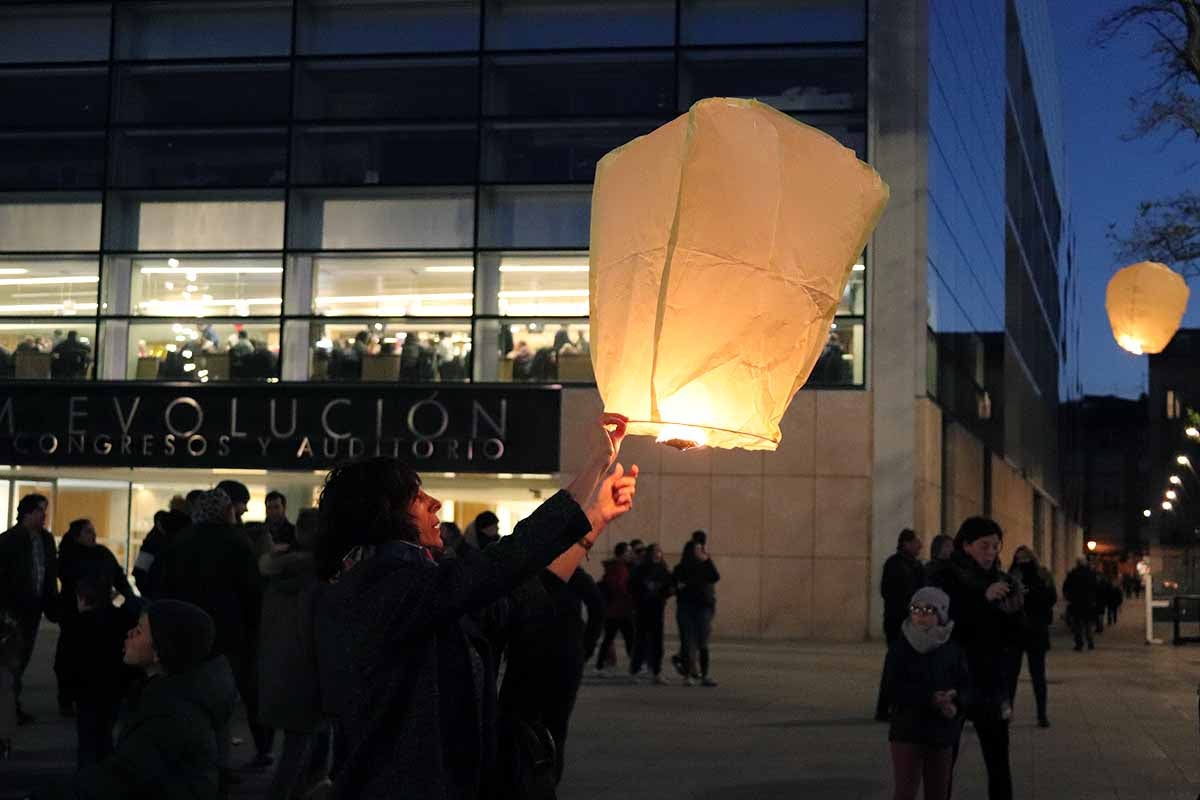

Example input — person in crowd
[15,336,38,354]
[882,586,969,800]
[62,573,138,768]
[55,519,135,717]
[230,329,253,357]
[37,600,238,800]
[673,533,720,687]
[156,489,272,773]
[0,494,59,725]
[132,508,190,601]
[313,415,637,799]
[629,539,646,562]
[467,510,502,551]
[438,521,466,558]
[1063,559,1098,652]
[215,480,250,525]
[929,517,1023,800]
[264,490,296,548]
[1006,546,1056,728]
[185,488,205,510]
[51,331,91,380]
[629,544,674,684]
[929,534,954,563]
[1102,574,1123,626]
[876,529,926,721]
[671,530,710,678]
[595,543,636,673]
[258,508,329,800]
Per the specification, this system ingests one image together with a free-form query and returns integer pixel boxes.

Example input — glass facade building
[0,0,869,389]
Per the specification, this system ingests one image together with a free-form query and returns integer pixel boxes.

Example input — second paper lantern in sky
[589,98,890,450]
[1105,261,1189,355]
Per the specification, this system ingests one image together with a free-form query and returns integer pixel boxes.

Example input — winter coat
[0,525,58,621]
[630,561,674,611]
[59,603,139,708]
[928,551,1023,709]
[1011,562,1057,652]
[132,511,190,600]
[315,490,591,800]
[1063,565,1099,616]
[57,540,135,627]
[881,551,927,635]
[43,656,238,800]
[883,633,971,747]
[599,558,634,620]
[155,523,263,663]
[673,558,719,609]
[257,549,321,733]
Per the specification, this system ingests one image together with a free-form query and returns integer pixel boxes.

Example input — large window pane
[123,254,283,316]
[0,256,99,316]
[479,186,591,249]
[308,253,473,316]
[473,319,592,383]
[806,114,867,160]
[289,188,474,250]
[297,0,480,55]
[114,64,291,125]
[293,125,477,186]
[680,48,866,112]
[680,0,866,45]
[838,259,865,315]
[484,0,673,49]
[129,320,280,381]
[295,58,478,121]
[104,190,285,251]
[111,129,288,188]
[0,67,108,128]
[0,3,111,64]
[116,1,291,60]
[310,320,471,383]
[0,321,97,381]
[482,119,664,184]
[484,52,673,117]
[475,252,588,316]
[0,133,105,191]
[810,319,864,386]
[0,193,102,252]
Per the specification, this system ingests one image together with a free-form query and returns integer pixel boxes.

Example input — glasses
[909,604,939,616]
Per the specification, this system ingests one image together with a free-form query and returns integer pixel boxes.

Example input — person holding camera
[929,517,1024,800]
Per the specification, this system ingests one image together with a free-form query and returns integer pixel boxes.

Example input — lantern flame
[655,424,710,451]
[1116,334,1144,355]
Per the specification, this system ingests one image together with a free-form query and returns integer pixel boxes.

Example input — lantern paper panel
[589,97,889,450]
[1105,261,1190,355]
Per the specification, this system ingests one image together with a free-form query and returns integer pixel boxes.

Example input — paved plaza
[2,607,1199,799]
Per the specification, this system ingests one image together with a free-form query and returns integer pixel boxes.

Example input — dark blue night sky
[1050,0,1200,399]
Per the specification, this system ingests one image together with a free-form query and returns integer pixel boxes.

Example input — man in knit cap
[38,599,237,800]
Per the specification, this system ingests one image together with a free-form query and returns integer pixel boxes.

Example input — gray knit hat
[909,586,951,625]
[191,488,232,525]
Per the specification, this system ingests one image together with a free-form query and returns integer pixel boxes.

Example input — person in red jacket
[595,542,636,672]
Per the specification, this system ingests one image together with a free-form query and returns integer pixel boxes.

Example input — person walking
[876,529,926,721]
[1006,546,1056,728]
[156,489,272,772]
[673,535,720,687]
[1063,559,1098,652]
[1104,575,1123,626]
[882,587,969,800]
[313,415,637,800]
[629,544,674,684]
[258,508,329,800]
[55,519,135,718]
[929,517,1024,800]
[595,542,636,673]
[0,493,59,725]
[37,600,239,800]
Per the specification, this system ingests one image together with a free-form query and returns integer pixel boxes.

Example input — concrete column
[867,0,929,639]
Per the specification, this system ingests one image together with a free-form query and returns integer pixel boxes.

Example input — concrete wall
[942,421,984,534]
[990,455,1034,563]
[913,398,943,543]
[560,387,874,642]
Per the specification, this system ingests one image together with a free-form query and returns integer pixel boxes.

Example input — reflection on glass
[484,52,673,117]
[0,321,96,381]
[810,319,864,386]
[288,187,474,250]
[477,252,588,316]
[128,321,279,381]
[478,186,591,249]
[115,0,292,60]
[104,189,285,251]
[130,255,282,317]
[0,193,102,252]
[0,257,99,316]
[310,254,473,316]
[0,67,109,129]
[680,48,865,112]
[484,0,674,49]
[292,124,477,186]
[310,320,471,383]
[110,128,288,188]
[294,58,479,121]
[839,260,865,315]
[297,0,479,55]
[113,63,291,125]
[0,3,112,64]
[473,319,592,383]
[680,0,866,45]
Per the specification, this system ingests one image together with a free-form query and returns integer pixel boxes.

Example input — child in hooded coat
[882,586,970,800]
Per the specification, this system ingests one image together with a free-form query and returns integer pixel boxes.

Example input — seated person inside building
[51,331,92,380]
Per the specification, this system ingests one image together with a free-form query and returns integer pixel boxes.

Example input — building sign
[0,383,561,473]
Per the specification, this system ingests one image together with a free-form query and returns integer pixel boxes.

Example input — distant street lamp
[1086,540,1098,552]
[1164,500,1175,511]
[1178,455,1191,466]
[1167,489,1178,500]
[1144,509,1153,517]
[1170,475,1183,485]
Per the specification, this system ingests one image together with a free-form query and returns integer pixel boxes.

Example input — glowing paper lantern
[589,98,889,450]
[1105,261,1190,355]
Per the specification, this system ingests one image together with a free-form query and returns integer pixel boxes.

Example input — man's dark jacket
[0,525,58,620]
[316,490,591,800]
[880,550,926,637]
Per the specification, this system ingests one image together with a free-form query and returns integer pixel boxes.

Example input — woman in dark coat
[673,538,720,687]
[314,416,637,800]
[55,519,135,716]
[929,517,1024,800]
[629,544,674,683]
[1006,545,1056,728]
